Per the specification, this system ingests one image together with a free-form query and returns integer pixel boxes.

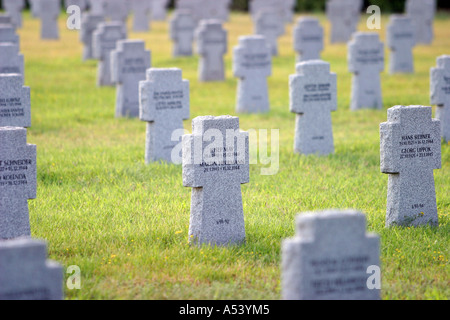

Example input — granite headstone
[0,43,24,83]
[254,8,285,56]
[139,68,190,163]
[0,74,30,128]
[387,15,416,74]
[170,10,196,57]
[293,17,324,63]
[380,105,441,227]
[430,55,450,142]
[80,13,105,61]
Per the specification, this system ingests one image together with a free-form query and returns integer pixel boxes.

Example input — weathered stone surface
[0,74,30,128]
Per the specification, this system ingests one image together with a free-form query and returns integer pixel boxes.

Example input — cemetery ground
[19,11,448,300]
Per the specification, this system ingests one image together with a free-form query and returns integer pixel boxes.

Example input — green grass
[14,11,450,299]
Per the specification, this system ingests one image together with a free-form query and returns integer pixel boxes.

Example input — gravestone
[0,127,36,239]
[380,105,441,227]
[0,44,24,83]
[139,68,190,163]
[130,0,152,32]
[195,20,227,82]
[0,74,31,128]
[182,115,249,246]
[289,60,337,155]
[387,15,416,74]
[87,0,105,15]
[177,0,230,23]
[282,210,380,300]
[326,0,355,44]
[80,14,104,61]
[406,0,435,45]
[0,25,20,47]
[430,55,450,142]
[293,17,324,63]
[103,0,129,23]
[152,0,170,21]
[348,32,384,110]
[170,10,196,57]
[92,22,127,87]
[0,238,63,300]
[29,0,40,18]
[254,9,285,56]
[0,14,13,26]
[64,0,88,11]
[3,0,25,28]
[111,39,151,118]
[36,0,61,40]
[233,35,272,113]
[249,0,293,24]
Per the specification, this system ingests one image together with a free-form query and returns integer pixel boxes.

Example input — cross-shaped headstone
[87,0,105,16]
[0,127,37,239]
[326,0,355,44]
[406,0,435,45]
[249,0,292,24]
[0,238,63,300]
[139,68,190,163]
[36,0,60,40]
[103,0,129,23]
[182,115,249,246]
[195,20,227,82]
[111,39,151,118]
[282,210,380,300]
[380,105,441,227]
[386,15,416,74]
[64,0,88,11]
[0,74,30,128]
[0,43,24,84]
[29,0,40,18]
[170,10,196,57]
[348,32,384,110]
[3,0,25,28]
[152,0,170,21]
[130,0,152,32]
[254,8,285,56]
[293,17,324,63]
[92,22,127,87]
[0,24,20,47]
[430,55,450,142]
[233,35,272,113]
[80,13,104,61]
[290,60,337,155]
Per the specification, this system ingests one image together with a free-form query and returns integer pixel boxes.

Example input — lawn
[14,10,449,299]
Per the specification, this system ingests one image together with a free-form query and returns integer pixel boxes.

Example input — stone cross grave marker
[37,0,61,40]
[139,68,190,164]
[406,0,435,45]
[326,0,355,44]
[386,15,416,74]
[0,238,63,300]
[93,22,127,87]
[293,17,324,63]
[289,60,337,156]
[380,105,441,227]
[87,0,105,16]
[233,35,272,113]
[0,74,30,128]
[348,32,384,110]
[254,9,285,56]
[130,0,152,32]
[103,0,129,23]
[249,0,293,24]
[152,0,170,21]
[0,24,20,47]
[3,0,25,28]
[430,55,450,142]
[282,210,380,300]
[170,10,196,57]
[0,127,36,239]
[80,13,104,61]
[195,20,227,82]
[111,39,151,118]
[0,43,24,83]
[182,115,249,246]
[64,0,88,11]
